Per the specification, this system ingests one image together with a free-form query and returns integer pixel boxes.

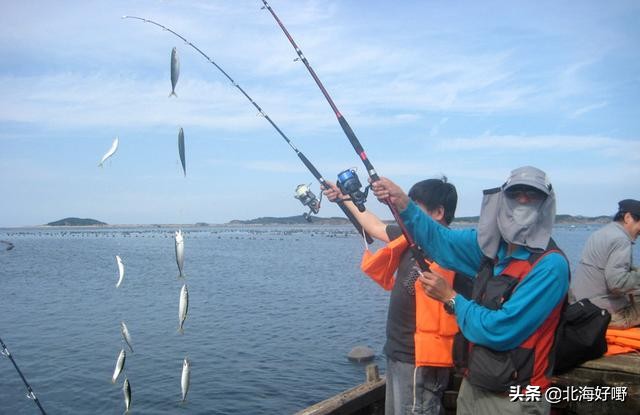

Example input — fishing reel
[294,184,321,222]
[337,168,369,212]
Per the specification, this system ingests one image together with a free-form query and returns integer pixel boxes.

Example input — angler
[123,15,372,242]
[260,1,427,270]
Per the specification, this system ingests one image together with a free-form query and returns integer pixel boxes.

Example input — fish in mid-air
[175,230,185,278]
[120,321,134,353]
[169,47,180,97]
[115,255,125,288]
[123,377,132,413]
[178,127,186,177]
[181,357,191,402]
[98,137,119,167]
[178,284,189,334]
[111,349,126,384]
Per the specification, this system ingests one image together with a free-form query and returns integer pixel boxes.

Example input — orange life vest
[605,327,640,355]
[361,235,459,367]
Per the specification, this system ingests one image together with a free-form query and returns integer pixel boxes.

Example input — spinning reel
[294,184,321,222]
[337,168,369,212]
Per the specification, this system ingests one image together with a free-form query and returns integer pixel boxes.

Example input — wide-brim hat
[503,166,552,195]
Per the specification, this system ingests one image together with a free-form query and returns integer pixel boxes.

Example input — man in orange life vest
[371,166,570,415]
[324,177,468,415]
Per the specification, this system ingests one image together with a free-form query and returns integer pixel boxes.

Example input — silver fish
[123,377,132,413]
[175,229,185,278]
[111,349,126,384]
[169,47,180,97]
[120,321,133,353]
[181,357,191,402]
[98,137,119,167]
[178,127,186,177]
[115,255,125,288]
[178,284,189,334]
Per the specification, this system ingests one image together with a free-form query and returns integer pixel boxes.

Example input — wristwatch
[444,295,456,315]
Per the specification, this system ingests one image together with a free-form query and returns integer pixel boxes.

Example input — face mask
[505,197,542,227]
[512,204,539,226]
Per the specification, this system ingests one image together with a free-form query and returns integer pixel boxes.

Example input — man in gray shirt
[570,199,640,328]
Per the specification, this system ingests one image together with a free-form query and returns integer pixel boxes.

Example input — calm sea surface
[0,224,637,414]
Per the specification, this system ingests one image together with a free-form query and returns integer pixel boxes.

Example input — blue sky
[1,0,639,227]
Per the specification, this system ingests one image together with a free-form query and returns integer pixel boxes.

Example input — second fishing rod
[260,1,430,271]
[123,16,372,243]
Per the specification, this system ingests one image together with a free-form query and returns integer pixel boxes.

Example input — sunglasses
[504,187,547,201]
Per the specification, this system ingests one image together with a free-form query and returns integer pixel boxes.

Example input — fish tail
[178,325,184,335]
[169,91,177,98]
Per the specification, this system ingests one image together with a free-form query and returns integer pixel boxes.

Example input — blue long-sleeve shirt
[400,200,569,351]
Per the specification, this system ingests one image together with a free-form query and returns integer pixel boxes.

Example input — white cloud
[570,101,608,118]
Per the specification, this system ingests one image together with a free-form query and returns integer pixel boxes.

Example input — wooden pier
[297,353,640,414]
[294,365,385,415]
[552,353,639,414]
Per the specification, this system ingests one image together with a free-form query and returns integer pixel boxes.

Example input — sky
[1,0,639,227]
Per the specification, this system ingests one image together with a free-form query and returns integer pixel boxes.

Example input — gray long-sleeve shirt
[570,221,640,313]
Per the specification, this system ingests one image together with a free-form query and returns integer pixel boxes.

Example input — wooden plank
[294,377,385,415]
[295,354,640,415]
[552,353,640,414]
[578,353,640,375]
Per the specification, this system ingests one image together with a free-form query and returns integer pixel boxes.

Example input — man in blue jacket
[371,166,569,415]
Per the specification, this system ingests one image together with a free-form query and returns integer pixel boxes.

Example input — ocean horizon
[1,224,636,414]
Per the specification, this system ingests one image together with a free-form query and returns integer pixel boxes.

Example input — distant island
[42,214,612,227]
[46,217,107,226]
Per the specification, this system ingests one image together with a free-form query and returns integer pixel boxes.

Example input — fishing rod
[0,336,47,415]
[122,15,372,243]
[260,1,430,270]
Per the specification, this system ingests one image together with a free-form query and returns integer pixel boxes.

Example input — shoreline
[0,220,609,230]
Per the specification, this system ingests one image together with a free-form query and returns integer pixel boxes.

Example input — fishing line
[260,1,430,270]
[361,227,369,252]
[0,336,47,415]
[122,15,373,243]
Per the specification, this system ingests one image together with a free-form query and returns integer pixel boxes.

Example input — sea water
[0,224,636,414]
